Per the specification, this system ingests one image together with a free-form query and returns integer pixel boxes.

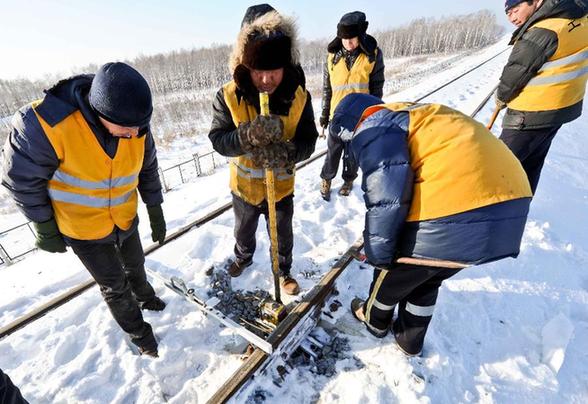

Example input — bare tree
[0,10,504,146]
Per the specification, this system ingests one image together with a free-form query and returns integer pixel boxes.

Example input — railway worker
[496,0,587,194]
[318,11,385,201]
[1,62,167,358]
[208,4,318,295]
[332,93,532,356]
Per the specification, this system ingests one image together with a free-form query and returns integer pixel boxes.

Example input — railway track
[0,46,510,402]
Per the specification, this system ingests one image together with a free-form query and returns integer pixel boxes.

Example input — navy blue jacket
[1,75,163,242]
[332,94,530,267]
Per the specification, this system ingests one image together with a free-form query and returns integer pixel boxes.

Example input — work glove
[495,94,507,110]
[33,218,67,253]
[251,142,296,169]
[238,115,283,149]
[147,204,166,245]
[319,115,329,129]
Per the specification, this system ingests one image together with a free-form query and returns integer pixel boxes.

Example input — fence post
[159,167,169,193]
[26,222,35,236]
[0,243,12,266]
[193,153,201,176]
[178,165,185,184]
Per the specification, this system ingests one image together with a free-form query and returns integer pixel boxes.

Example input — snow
[541,313,574,374]
[1,36,588,403]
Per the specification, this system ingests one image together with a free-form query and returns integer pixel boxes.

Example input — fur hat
[230,5,299,72]
[89,62,152,127]
[337,11,369,39]
[328,10,377,59]
[242,31,292,70]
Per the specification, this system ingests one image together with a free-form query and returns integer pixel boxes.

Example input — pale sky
[0,0,511,80]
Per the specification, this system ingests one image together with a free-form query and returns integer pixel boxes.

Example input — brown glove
[251,142,296,169]
[238,115,283,150]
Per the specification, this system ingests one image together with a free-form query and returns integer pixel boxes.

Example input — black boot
[350,298,388,338]
[138,346,159,358]
[140,296,166,311]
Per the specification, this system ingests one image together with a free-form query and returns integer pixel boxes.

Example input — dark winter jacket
[332,94,531,267]
[320,34,385,124]
[209,10,318,163]
[0,369,28,404]
[1,75,163,243]
[209,67,317,162]
[497,0,588,129]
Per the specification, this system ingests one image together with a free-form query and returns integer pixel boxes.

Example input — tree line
[0,10,503,143]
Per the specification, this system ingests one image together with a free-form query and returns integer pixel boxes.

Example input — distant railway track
[0,46,510,360]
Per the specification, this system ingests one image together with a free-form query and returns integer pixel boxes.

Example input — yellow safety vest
[223,81,307,205]
[32,100,145,240]
[359,103,532,221]
[509,15,588,111]
[328,51,376,118]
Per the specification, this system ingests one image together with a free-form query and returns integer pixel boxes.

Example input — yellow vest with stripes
[509,14,588,111]
[328,51,376,118]
[32,100,145,240]
[359,103,532,221]
[223,81,307,205]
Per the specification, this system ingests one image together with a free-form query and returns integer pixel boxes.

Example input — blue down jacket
[331,94,531,267]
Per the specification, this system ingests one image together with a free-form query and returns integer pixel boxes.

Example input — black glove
[495,94,507,110]
[147,204,166,245]
[33,218,66,253]
[251,142,296,169]
[319,115,329,129]
[238,115,283,149]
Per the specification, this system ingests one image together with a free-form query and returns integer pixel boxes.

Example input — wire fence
[0,149,229,266]
[158,150,228,192]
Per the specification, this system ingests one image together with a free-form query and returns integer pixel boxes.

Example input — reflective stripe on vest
[233,161,294,181]
[509,15,588,111]
[48,188,135,208]
[358,102,532,221]
[52,169,139,190]
[32,100,145,240]
[331,83,370,92]
[328,51,376,118]
[223,81,307,205]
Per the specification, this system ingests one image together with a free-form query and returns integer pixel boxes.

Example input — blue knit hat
[89,62,153,128]
[505,0,527,12]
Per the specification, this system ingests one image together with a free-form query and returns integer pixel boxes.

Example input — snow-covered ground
[1,36,587,403]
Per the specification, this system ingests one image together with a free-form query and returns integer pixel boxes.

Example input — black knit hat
[240,4,292,70]
[337,11,369,39]
[89,62,153,127]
